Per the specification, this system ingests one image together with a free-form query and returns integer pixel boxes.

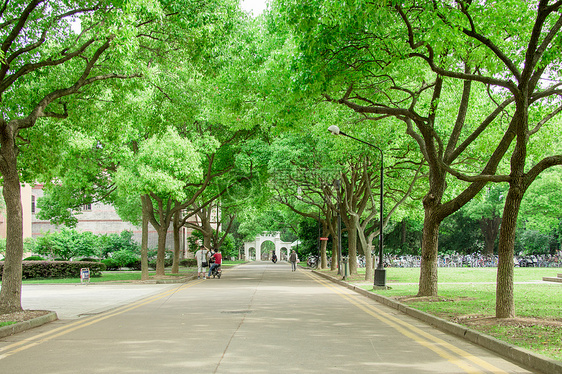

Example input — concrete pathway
[0,262,544,373]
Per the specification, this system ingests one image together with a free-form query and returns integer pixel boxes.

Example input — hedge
[0,261,106,279]
[180,259,197,267]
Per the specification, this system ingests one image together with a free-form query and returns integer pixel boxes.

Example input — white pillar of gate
[244,240,256,261]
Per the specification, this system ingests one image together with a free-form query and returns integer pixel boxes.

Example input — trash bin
[342,256,349,279]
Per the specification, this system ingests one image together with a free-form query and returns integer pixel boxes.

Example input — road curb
[0,311,58,339]
[313,270,562,374]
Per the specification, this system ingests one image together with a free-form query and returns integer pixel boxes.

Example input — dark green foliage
[127,260,142,271]
[517,230,554,256]
[32,230,141,266]
[112,249,140,268]
[0,261,106,279]
[101,249,141,270]
[34,229,100,260]
[36,192,79,228]
[148,257,173,270]
[98,231,140,259]
[187,231,203,253]
[297,217,321,258]
[101,258,120,271]
[383,219,423,256]
[23,256,46,261]
[180,259,197,267]
[439,211,482,255]
[218,233,237,259]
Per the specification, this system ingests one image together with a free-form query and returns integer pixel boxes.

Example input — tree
[115,126,208,275]
[280,0,562,318]
[27,0,243,282]
[0,0,153,313]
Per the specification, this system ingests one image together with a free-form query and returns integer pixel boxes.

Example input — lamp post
[328,125,386,287]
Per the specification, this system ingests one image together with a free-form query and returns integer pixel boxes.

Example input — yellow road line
[0,280,204,359]
[307,273,508,374]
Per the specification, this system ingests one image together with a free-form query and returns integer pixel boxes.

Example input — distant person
[208,248,222,278]
[195,246,209,279]
[272,252,278,263]
[289,250,299,271]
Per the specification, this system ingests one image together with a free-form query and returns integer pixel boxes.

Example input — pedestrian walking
[195,246,210,279]
[289,250,299,271]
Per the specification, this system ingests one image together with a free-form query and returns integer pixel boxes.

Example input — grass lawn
[317,267,562,361]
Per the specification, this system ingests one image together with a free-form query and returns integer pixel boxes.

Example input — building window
[31,195,36,214]
[82,204,92,211]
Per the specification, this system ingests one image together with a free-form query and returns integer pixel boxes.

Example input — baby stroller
[210,265,222,278]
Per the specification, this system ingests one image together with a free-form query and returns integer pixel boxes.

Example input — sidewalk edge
[0,311,58,339]
[313,270,561,374]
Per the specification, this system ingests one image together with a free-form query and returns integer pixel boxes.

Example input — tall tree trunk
[155,227,168,276]
[480,216,501,255]
[356,216,375,281]
[496,115,527,318]
[331,238,338,271]
[0,127,24,313]
[320,223,328,269]
[172,210,181,274]
[365,231,377,281]
[140,195,149,281]
[201,212,213,249]
[418,212,440,297]
[347,219,358,275]
[364,250,373,281]
[417,159,447,297]
[495,191,519,318]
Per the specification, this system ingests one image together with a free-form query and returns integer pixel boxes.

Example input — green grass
[345,267,562,361]
[0,321,17,327]
[380,266,558,283]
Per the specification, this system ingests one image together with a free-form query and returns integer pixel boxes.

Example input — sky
[240,0,268,16]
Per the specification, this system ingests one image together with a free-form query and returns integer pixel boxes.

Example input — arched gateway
[244,232,297,261]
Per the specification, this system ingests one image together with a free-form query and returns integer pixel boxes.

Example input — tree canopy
[1,0,562,321]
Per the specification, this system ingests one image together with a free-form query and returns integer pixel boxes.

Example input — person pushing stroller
[208,248,222,278]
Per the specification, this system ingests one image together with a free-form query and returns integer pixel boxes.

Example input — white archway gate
[244,232,296,261]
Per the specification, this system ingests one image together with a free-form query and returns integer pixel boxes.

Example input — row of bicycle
[306,253,562,268]
[387,254,562,268]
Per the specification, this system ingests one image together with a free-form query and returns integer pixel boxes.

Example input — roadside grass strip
[0,279,206,360]
[306,272,508,374]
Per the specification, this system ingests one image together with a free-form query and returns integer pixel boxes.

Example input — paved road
[0,262,539,373]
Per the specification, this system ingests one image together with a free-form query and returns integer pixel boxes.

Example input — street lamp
[328,125,386,287]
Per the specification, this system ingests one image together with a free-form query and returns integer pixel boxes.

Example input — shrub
[180,259,197,267]
[148,258,173,269]
[34,229,100,260]
[127,260,142,271]
[0,261,106,279]
[101,258,120,271]
[98,231,140,259]
[24,256,46,261]
[112,249,140,268]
